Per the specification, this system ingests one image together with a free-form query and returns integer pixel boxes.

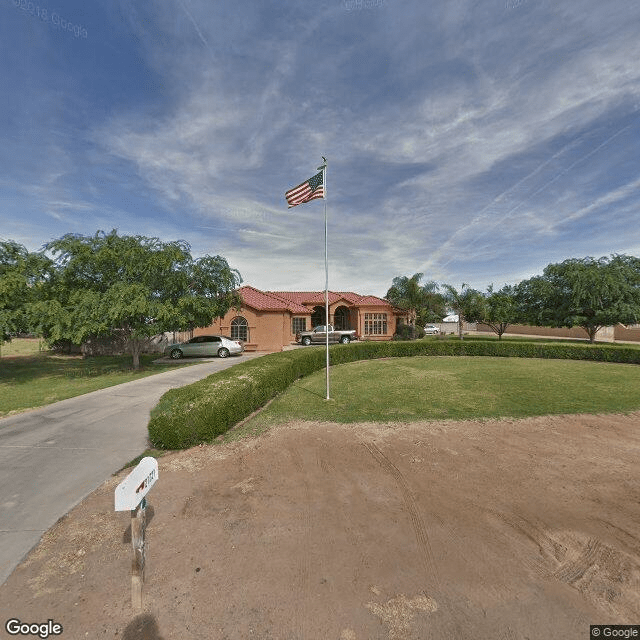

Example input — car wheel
[340,336,350,344]
[302,337,312,346]
[218,347,230,358]
[170,348,183,359]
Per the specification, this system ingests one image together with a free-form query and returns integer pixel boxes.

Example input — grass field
[235,356,640,437]
[0,339,195,418]
[0,337,47,357]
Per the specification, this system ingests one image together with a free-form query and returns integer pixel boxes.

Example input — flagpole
[285,159,329,399]
[322,157,329,400]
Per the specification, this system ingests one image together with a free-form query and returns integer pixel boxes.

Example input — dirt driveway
[2,412,639,639]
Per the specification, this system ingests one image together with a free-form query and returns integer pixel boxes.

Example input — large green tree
[514,255,640,342]
[442,283,486,339]
[384,273,446,325]
[0,241,52,344]
[31,230,242,368]
[482,284,517,340]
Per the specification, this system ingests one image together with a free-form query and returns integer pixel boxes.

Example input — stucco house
[194,285,409,352]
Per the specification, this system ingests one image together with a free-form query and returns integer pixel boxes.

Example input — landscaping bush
[147,339,640,449]
[393,324,426,340]
[148,349,324,449]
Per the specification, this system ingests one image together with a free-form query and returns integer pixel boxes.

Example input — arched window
[231,316,249,342]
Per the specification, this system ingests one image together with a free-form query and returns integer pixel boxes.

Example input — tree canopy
[482,284,517,340]
[442,283,486,339]
[31,230,242,368]
[0,241,52,342]
[384,273,446,325]
[514,255,640,342]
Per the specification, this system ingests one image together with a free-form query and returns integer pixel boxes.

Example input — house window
[231,316,248,342]
[292,317,307,334]
[364,313,387,335]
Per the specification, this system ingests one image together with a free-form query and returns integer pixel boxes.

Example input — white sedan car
[165,335,244,359]
[424,325,440,335]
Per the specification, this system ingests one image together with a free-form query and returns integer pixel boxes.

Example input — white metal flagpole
[321,157,329,400]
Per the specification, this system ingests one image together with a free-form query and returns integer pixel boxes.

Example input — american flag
[285,170,324,208]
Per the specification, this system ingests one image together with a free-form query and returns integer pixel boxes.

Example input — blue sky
[2,0,639,297]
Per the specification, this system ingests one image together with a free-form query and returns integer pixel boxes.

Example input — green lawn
[0,344,195,418]
[235,356,640,436]
[0,337,47,357]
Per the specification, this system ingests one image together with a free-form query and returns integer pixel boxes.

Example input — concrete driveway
[0,352,267,585]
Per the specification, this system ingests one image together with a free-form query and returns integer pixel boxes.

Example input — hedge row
[147,339,640,449]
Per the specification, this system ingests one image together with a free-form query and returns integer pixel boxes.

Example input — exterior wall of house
[354,305,398,341]
[305,302,353,332]
[195,297,401,350]
[304,302,398,341]
[194,306,294,352]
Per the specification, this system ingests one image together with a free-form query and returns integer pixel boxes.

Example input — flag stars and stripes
[285,171,325,208]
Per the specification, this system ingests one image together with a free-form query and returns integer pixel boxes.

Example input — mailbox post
[115,457,158,610]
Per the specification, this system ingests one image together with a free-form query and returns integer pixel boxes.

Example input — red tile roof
[238,286,394,313]
[268,291,342,306]
[238,286,309,313]
[337,293,392,307]
[270,291,392,308]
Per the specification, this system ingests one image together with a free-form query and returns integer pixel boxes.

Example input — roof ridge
[242,287,393,310]
[262,290,298,304]
[261,290,309,313]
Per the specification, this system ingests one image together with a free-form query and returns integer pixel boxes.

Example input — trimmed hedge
[147,339,640,449]
[148,349,326,449]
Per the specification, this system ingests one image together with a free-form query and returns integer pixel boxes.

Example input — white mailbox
[115,457,158,512]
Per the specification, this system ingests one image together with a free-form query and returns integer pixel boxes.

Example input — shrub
[147,339,640,449]
[394,324,426,340]
[148,349,324,449]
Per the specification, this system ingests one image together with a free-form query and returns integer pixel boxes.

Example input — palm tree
[442,283,486,339]
[385,273,444,327]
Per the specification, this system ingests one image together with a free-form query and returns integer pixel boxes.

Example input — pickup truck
[296,325,358,345]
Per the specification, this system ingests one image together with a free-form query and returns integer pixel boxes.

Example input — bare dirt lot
[2,413,639,639]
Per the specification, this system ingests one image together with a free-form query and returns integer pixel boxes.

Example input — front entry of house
[311,305,326,327]
[334,305,350,330]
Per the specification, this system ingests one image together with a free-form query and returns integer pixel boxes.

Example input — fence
[614,323,640,342]
[432,322,477,334]
[81,329,195,356]
[476,324,618,342]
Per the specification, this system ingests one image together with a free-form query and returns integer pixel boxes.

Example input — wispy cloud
[2,0,640,294]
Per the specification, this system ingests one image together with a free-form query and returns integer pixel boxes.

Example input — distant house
[194,285,410,351]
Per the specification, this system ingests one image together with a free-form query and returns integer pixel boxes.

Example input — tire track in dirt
[597,518,640,556]
[288,446,312,640]
[487,509,640,621]
[316,445,334,475]
[484,509,555,579]
[313,443,365,628]
[362,440,466,639]
[553,538,607,584]
[315,443,371,592]
[362,441,441,591]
